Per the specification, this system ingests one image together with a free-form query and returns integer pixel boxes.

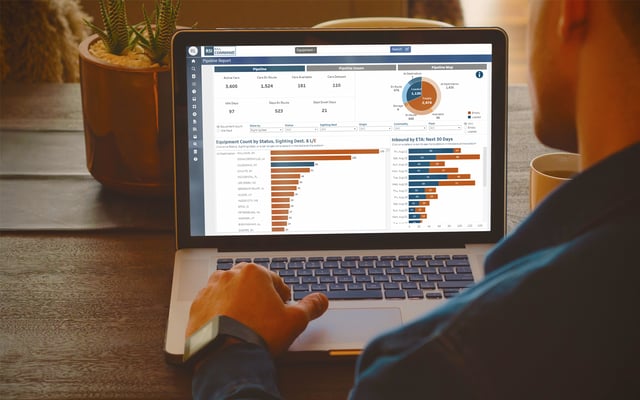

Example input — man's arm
[193,341,281,400]
[187,262,329,399]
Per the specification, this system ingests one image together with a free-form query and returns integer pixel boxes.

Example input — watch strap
[217,315,268,349]
[183,315,267,367]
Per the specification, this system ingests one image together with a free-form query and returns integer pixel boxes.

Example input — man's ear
[558,0,588,41]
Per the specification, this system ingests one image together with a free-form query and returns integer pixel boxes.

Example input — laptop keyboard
[216,254,475,300]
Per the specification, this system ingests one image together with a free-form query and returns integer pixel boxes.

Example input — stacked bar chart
[270,149,380,232]
[407,148,479,224]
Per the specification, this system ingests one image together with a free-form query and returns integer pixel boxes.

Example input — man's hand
[185,262,329,356]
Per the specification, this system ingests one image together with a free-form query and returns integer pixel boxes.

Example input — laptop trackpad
[290,307,402,351]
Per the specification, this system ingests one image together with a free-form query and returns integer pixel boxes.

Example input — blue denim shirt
[194,142,640,399]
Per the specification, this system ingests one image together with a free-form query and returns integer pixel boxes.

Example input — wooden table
[0,83,551,399]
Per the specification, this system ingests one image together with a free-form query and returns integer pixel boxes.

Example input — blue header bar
[202,54,492,65]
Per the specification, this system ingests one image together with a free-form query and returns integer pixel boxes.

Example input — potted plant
[78,0,181,196]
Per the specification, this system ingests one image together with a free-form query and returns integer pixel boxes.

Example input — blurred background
[0,0,527,84]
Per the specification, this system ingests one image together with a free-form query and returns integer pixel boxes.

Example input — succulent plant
[84,0,181,65]
[132,0,181,64]
[84,0,132,55]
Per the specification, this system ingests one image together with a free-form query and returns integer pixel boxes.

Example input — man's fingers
[292,292,329,322]
[270,271,291,302]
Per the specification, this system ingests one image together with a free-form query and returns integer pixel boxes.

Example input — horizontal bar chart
[406,147,479,224]
[271,148,380,232]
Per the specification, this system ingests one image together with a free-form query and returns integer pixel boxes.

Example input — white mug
[530,152,581,210]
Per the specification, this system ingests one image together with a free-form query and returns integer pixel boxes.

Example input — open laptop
[165,27,507,363]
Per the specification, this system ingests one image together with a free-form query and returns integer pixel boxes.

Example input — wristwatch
[183,315,268,368]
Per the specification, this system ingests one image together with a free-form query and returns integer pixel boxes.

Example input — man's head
[527,0,640,167]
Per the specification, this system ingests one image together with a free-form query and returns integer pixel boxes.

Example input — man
[187,1,640,398]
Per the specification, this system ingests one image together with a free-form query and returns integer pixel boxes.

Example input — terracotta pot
[78,34,173,196]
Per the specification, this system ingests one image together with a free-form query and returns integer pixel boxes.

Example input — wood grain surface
[0,233,355,399]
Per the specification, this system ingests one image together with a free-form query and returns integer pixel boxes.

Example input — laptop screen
[172,29,507,250]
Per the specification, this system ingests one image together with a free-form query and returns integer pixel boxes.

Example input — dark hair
[609,1,640,53]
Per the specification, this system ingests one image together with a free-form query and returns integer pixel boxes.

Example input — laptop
[165,27,508,363]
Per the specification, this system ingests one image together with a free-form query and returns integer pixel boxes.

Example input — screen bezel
[172,28,508,251]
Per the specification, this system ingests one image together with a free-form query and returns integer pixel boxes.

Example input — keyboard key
[362,255,378,261]
[408,274,425,282]
[254,257,270,264]
[416,255,433,260]
[308,256,324,262]
[399,255,415,260]
[217,263,233,271]
[272,257,288,262]
[407,289,424,299]
[306,261,322,269]
[386,268,403,275]
[365,282,382,290]
[284,277,299,284]
[311,284,327,292]
[404,267,421,275]
[385,290,406,299]
[438,281,474,289]
[444,273,474,281]
[373,275,390,282]
[355,276,372,283]
[410,259,427,267]
[326,256,342,261]
[337,276,354,283]
[428,260,445,267]
[297,270,313,277]
[391,275,408,282]
[278,270,295,277]
[393,260,410,267]
[332,269,348,276]
[329,283,345,291]
[358,260,375,268]
[324,261,340,269]
[383,282,400,290]
[452,255,469,259]
[319,276,335,284]
[434,255,450,260]
[290,257,306,262]
[341,260,357,268]
[218,258,234,264]
[426,292,443,299]
[367,268,384,275]
[235,258,252,263]
[302,276,318,284]
[314,269,331,276]
[380,255,397,261]
[443,289,460,298]
[420,282,436,290]
[402,282,418,290]
[344,256,361,261]
[350,269,366,276]
[446,259,471,267]
[293,284,309,292]
[347,283,363,291]
[376,260,392,268]
[438,267,455,274]
[427,274,443,281]
[269,262,286,270]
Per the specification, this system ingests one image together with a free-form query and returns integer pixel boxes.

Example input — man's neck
[575,3,640,170]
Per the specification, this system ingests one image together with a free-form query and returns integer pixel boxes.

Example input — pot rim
[79,33,170,73]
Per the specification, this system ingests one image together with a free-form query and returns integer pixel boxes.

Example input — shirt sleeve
[192,342,282,400]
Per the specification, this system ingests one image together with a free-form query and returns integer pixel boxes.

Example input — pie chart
[402,77,440,115]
